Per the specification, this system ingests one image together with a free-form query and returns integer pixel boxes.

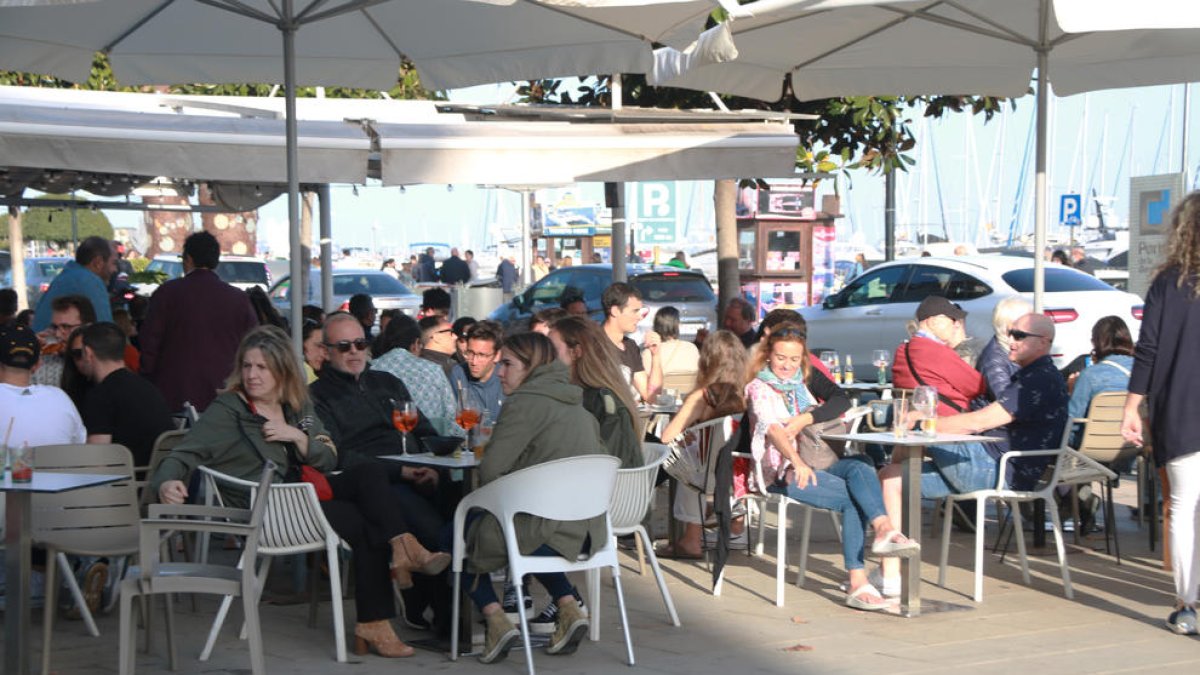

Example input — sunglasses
[1008,329,1047,342]
[324,338,370,353]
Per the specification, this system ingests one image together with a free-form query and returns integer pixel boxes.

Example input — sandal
[653,543,703,560]
[871,530,921,557]
[845,583,888,612]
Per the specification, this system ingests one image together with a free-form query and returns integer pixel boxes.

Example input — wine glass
[456,393,482,452]
[872,349,891,386]
[392,401,418,454]
[911,385,938,436]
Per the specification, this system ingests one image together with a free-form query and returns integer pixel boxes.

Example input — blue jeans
[920,442,998,498]
[460,545,576,611]
[767,455,887,571]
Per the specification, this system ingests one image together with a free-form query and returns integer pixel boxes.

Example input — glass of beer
[892,399,909,439]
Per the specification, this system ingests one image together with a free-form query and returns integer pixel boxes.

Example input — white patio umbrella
[0,0,729,354]
[650,0,1200,309]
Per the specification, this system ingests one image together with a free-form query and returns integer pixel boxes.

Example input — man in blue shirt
[448,320,506,425]
[33,236,115,331]
[875,313,1068,595]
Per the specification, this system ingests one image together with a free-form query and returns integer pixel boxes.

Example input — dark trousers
[321,463,412,623]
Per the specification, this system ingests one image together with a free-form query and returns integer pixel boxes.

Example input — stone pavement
[27,479,1200,674]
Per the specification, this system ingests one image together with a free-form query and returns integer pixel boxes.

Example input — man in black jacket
[438,247,471,285]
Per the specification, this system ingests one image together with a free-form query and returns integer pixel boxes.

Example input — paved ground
[26,479,1200,674]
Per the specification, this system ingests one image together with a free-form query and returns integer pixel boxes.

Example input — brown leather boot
[353,620,414,658]
[390,533,451,590]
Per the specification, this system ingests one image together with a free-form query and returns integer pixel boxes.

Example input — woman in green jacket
[151,326,448,659]
[463,332,607,664]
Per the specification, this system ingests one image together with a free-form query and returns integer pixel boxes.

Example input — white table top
[842,382,893,391]
[0,472,123,493]
[638,403,680,415]
[821,431,1000,447]
[378,452,480,469]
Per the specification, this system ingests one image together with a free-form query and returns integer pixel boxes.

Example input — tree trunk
[199,184,257,256]
[7,206,28,310]
[142,194,194,258]
[714,179,739,316]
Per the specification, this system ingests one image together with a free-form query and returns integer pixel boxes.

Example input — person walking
[1122,191,1200,636]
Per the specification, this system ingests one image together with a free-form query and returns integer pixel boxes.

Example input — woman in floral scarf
[745,322,918,610]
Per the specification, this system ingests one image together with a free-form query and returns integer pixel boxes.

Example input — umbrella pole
[282,0,304,360]
[1033,5,1049,313]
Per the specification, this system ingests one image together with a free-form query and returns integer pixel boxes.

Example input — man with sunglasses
[69,322,173,468]
[876,312,1068,595]
[418,315,458,377]
[891,296,987,416]
[31,294,97,388]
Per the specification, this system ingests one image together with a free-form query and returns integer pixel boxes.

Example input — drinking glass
[11,443,33,482]
[912,385,938,436]
[891,398,909,439]
[391,401,418,454]
[872,349,891,386]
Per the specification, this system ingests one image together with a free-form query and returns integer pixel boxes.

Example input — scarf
[755,366,817,416]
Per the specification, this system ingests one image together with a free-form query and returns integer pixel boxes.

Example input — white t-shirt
[0,382,86,534]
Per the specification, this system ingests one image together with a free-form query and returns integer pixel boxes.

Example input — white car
[136,254,271,296]
[800,255,1143,380]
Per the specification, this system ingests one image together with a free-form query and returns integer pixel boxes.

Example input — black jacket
[439,255,471,285]
[310,366,438,469]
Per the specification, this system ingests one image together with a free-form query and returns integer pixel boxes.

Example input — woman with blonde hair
[151,326,449,659]
[1122,190,1200,635]
[746,323,918,610]
[656,329,748,558]
[548,315,643,469]
[975,295,1033,403]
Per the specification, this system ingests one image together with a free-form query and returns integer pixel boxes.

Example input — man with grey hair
[723,296,757,348]
[875,313,1067,596]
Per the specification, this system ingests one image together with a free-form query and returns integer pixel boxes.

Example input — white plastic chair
[195,465,348,663]
[727,405,870,605]
[449,455,632,675]
[32,444,139,675]
[589,443,680,641]
[937,447,1074,602]
[118,462,277,675]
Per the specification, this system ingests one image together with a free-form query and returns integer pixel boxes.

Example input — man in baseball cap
[0,322,86,448]
[893,295,985,416]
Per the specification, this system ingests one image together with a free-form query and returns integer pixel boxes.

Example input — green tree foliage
[0,195,113,246]
[0,52,441,100]
[518,75,1009,182]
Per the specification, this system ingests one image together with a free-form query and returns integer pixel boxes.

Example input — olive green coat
[149,391,338,508]
[466,361,608,573]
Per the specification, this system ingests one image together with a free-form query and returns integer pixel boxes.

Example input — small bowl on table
[420,435,467,457]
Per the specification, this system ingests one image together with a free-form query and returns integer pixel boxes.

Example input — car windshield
[631,273,716,304]
[35,260,66,277]
[216,261,268,285]
[147,259,184,278]
[329,272,413,297]
[1001,268,1115,292]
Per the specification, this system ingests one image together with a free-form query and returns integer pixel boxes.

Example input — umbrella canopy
[0,0,730,356]
[650,0,1200,308]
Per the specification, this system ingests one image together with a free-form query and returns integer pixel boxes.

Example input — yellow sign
[593,235,612,248]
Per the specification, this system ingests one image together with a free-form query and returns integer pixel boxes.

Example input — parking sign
[1060,194,1081,227]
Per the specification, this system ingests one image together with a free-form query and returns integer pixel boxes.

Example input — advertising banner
[1129,173,1183,298]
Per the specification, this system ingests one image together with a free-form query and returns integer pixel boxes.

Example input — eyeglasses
[51,322,81,333]
[464,350,496,361]
[68,348,84,361]
[773,327,807,340]
[1008,329,1048,342]
[324,338,370,353]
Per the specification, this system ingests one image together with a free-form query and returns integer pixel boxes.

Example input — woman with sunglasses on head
[151,325,450,659]
[459,332,607,664]
[655,329,748,559]
[301,318,325,384]
[1122,191,1200,636]
[747,322,919,611]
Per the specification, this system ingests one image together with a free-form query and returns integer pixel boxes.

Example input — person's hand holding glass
[872,349,891,386]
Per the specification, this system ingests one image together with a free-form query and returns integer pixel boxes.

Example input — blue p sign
[1060,194,1081,227]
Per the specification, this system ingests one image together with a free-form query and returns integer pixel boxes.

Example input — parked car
[800,255,1143,380]
[135,254,271,296]
[0,253,68,307]
[488,264,717,341]
[269,269,421,317]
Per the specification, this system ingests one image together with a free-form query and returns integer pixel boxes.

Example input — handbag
[794,414,849,473]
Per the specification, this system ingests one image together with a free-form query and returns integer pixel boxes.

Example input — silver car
[801,255,1143,380]
[269,270,421,317]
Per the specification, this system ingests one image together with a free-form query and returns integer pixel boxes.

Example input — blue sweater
[33,261,111,331]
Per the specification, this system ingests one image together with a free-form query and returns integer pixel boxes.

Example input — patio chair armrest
[148,503,253,522]
[994,448,1064,490]
[450,480,506,570]
[1072,417,1088,424]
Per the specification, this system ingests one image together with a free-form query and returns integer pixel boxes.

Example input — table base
[880,598,974,618]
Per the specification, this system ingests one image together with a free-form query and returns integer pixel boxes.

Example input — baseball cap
[0,323,41,370]
[916,296,967,322]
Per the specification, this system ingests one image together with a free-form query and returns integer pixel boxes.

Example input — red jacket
[892,335,986,416]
